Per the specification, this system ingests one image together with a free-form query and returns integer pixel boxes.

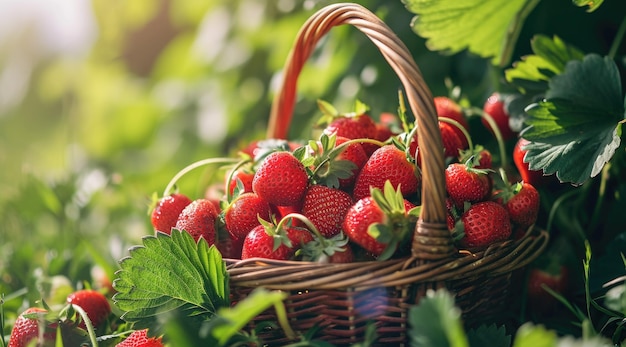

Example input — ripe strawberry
[252,151,309,207]
[352,145,420,201]
[116,329,164,347]
[226,168,255,196]
[66,289,111,329]
[434,96,470,149]
[334,136,369,191]
[241,220,310,260]
[343,181,418,259]
[458,145,492,170]
[445,162,491,207]
[513,138,547,187]
[408,121,464,165]
[457,201,512,248]
[8,308,56,347]
[497,182,540,229]
[174,198,219,244]
[223,192,272,241]
[150,193,192,234]
[482,92,516,141]
[527,263,569,313]
[323,113,379,156]
[301,185,354,237]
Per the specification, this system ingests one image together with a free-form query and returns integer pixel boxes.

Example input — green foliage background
[1,0,625,343]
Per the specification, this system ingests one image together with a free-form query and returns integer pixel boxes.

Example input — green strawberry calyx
[368,180,418,261]
[258,215,293,251]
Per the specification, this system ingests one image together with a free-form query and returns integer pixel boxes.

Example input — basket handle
[267,3,454,259]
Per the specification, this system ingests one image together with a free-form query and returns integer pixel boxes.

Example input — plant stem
[608,15,626,59]
[163,157,241,197]
[72,304,99,347]
[466,107,508,167]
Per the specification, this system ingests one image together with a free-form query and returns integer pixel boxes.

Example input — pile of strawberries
[150,94,542,263]
[7,289,163,347]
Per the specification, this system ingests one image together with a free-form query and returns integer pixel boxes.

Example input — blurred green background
[1,0,624,329]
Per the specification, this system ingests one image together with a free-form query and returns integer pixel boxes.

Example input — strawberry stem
[224,159,254,203]
[163,157,242,197]
[71,304,99,347]
[438,116,474,151]
[466,107,508,168]
[278,213,321,240]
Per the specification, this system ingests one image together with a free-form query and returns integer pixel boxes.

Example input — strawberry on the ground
[301,185,354,238]
[116,329,164,347]
[445,161,491,208]
[513,137,547,187]
[456,201,512,249]
[352,144,420,201]
[482,92,517,141]
[434,96,470,149]
[527,261,569,313]
[8,308,56,347]
[150,193,192,234]
[223,192,272,241]
[343,181,418,259]
[66,289,111,329]
[174,198,219,244]
[252,151,309,207]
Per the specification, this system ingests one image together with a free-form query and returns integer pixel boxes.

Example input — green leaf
[113,230,230,335]
[208,288,287,345]
[505,35,585,92]
[408,289,468,347]
[521,54,625,185]
[512,323,557,347]
[572,0,604,12]
[467,324,511,347]
[405,0,538,66]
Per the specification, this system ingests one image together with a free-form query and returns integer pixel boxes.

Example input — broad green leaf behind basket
[404,0,539,66]
[521,54,626,185]
[113,230,229,335]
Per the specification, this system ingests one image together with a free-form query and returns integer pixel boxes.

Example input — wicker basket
[225,3,548,346]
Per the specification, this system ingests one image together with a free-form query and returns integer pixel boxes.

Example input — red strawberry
[334,136,369,191]
[458,145,492,170]
[323,113,379,156]
[445,162,491,207]
[497,182,540,229]
[513,138,548,187]
[482,92,516,141]
[116,329,164,347]
[352,145,420,201]
[252,151,309,207]
[434,96,470,149]
[241,220,310,260]
[8,308,56,347]
[527,263,569,313]
[226,168,255,196]
[174,198,219,244]
[66,289,111,329]
[408,121,464,165]
[150,193,192,234]
[301,185,354,237]
[343,181,418,259]
[458,201,512,248]
[223,192,272,241]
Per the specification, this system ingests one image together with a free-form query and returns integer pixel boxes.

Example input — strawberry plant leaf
[467,324,511,347]
[511,323,557,347]
[408,289,469,347]
[113,230,229,335]
[521,54,626,185]
[505,35,585,93]
[404,0,538,66]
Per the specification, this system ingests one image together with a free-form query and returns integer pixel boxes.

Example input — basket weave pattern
[225,3,548,345]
